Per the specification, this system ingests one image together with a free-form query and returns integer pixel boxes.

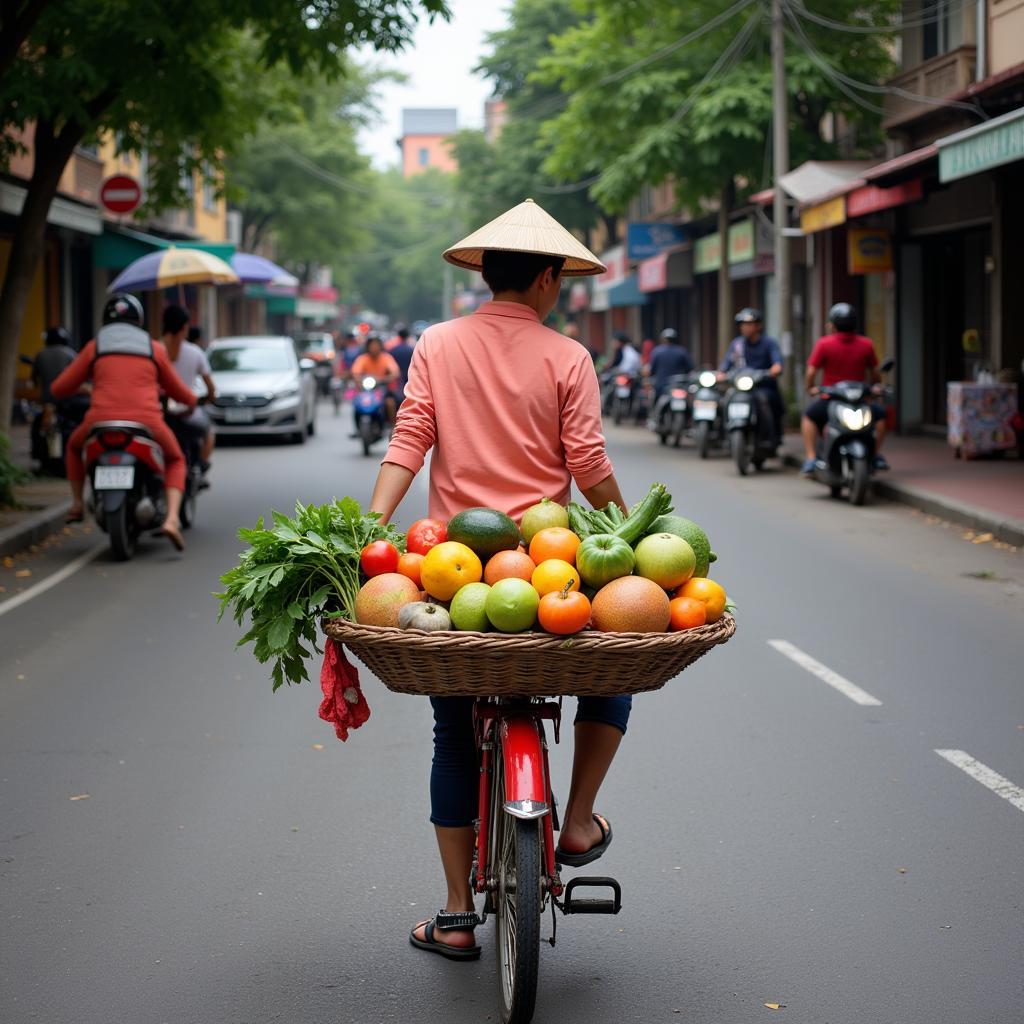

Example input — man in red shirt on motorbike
[800,302,889,475]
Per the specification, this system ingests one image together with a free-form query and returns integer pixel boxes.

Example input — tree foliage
[536,0,899,213]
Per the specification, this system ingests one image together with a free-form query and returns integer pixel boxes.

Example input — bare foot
[161,519,185,551]
[557,812,609,855]
[65,506,84,524]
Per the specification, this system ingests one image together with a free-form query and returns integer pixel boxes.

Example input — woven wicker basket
[323,614,735,697]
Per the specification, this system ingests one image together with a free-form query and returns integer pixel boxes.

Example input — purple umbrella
[230,252,298,286]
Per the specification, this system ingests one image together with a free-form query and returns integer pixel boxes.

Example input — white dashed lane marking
[767,639,883,707]
[0,543,105,618]
[934,749,1024,815]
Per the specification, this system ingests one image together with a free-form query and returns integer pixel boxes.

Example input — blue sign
[627,222,688,260]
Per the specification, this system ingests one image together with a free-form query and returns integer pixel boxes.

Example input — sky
[357,1,511,169]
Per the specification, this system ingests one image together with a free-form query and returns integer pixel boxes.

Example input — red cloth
[319,639,370,741]
[807,332,879,387]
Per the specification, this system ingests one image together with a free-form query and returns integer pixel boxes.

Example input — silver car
[206,336,317,443]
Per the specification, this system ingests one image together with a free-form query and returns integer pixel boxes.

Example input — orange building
[398,109,458,176]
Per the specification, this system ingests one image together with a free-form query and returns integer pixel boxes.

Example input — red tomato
[360,540,400,578]
[406,518,448,556]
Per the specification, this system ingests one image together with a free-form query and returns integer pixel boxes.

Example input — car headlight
[736,375,754,392]
[699,371,717,388]
[839,406,871,430]
[277,388,300,400]
[362,377,377,390]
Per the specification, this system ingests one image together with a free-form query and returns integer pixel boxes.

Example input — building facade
[398,109,458,177]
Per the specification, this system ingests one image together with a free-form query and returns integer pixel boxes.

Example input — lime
[449,582,492,631]
[485,578,540,633]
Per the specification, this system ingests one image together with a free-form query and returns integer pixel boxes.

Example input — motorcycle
[691,370,727,459]
[810,362,894,505]
[84,421,169,560]
[725,368,780,476]
[649,373,693,447]
[353,376,387,456]
[19,354,87,476]
[329,377,344,416]
[610,373,637,426]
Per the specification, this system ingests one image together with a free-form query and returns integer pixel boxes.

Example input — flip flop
[555,814,612,867]
[409,914,481,962]
[65,509,84,524]
[160,523,185,552]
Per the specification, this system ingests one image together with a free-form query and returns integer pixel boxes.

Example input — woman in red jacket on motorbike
[52,294,196,550]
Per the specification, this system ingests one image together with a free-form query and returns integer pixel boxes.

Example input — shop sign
[727,219,755,263]
[695,220,761,274]
[847,228,892,274]
[694,233,721,274]
[800,196,845,234]
[638,252,668,293]
[626,221,687,260]
[593,245,626,291]
[302,283,338,303]
[938,106,1024,183]
[847,178,923,217]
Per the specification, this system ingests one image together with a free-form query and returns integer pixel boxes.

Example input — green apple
[633,533,696,590]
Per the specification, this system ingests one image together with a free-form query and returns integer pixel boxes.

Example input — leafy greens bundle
[217,498,403,690]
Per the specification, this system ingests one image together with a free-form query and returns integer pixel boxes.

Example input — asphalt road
[2,404,1022,1024]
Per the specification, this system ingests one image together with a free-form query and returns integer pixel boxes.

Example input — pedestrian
[368,199,629,960]
[31,327,78,405]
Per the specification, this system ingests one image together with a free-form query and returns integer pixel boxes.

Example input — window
[418,147,429,167]
[202,162,217,212]
[922,0,963,59]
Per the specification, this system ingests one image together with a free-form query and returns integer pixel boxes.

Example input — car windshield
[209,346,292,373]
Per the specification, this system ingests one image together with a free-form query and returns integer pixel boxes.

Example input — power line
[787,0,968,35]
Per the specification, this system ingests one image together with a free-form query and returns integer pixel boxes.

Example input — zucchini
[604,502,626,527]
[612,483,673,546]
[567,502,597,539]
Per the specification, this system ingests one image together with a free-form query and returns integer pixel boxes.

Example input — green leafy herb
[216,498,404,691]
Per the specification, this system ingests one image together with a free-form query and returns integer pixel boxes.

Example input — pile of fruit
[354,484,729,638]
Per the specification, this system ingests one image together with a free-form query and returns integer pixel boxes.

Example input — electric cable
[788,0,968,35]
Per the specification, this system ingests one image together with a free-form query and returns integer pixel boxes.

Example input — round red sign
[100,175,141,215]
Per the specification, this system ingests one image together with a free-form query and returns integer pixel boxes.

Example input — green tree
[0,0,448,433]
[228,64,380,294]
[536,0,897,347]
[350,169,469,323]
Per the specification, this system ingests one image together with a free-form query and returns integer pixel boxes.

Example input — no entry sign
[100,175,141,215]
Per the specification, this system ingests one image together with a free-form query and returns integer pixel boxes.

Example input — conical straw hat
[443,198,606,277]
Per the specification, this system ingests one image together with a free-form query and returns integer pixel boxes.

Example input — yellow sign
[800,196,846,234]
[847,228,893,274]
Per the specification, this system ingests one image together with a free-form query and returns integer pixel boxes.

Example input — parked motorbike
[650,373,693,447]
[353,376,387,456]
[84,421,169,560]
[725,368,780,475]
[691,370,727,459]
[810,362,894,505]
[19,354,87,476]
[610,373,638,426]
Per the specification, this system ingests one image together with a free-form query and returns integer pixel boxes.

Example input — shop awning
[847,178,924,217]
[862,144,937,184]
[0,181,102,235]
[93,225,235,269]
[937,105,1024,182]
[779,161,874,204]
[606,273,648,308]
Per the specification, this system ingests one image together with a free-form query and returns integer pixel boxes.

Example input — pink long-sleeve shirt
[384,300,613,522]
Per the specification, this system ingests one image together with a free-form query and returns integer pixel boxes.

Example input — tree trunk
[0,120,81,434]
[716,178,735,361]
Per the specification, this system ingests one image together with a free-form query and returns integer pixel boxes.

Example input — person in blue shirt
[388,324,416,403]
[646,328,694,399]
[719,308,784,443]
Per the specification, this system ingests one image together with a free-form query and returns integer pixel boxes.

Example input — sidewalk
[781,432,1024,546]
[0,424,72,557]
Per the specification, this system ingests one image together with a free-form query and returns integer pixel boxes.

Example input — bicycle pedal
[561,876,621,915]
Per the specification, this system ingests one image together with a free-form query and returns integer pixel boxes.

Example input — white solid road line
[767,639,883,706]
[0,543,105,619]
[934,749,1024,814]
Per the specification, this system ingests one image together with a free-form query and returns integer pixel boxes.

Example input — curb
[779,452,1024,547]
[0,499,72,558]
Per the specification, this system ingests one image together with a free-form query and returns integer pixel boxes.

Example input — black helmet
[828,302,857,333]
[103,293,145,328]
[394,323,410,339]
[44,326,71,347]
[659,327,678,342]
[735,307,763,324]
[612,331,631,345]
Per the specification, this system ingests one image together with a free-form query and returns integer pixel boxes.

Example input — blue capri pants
[429,694,632,828]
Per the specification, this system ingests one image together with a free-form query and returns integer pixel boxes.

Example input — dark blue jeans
[429,695,632,827]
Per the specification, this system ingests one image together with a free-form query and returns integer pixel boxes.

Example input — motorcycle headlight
[699,371,717,388]
[362,377,377,390]
[736,375,754,392]
[839,406,871,430]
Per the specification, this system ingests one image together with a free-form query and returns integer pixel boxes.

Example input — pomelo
[450,582,492,631]
[355,573,420,627]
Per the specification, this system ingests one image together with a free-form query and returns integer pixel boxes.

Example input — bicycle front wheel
[495,809,542,1024]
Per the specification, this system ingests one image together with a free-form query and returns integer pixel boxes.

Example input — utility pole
[771,0,793,391]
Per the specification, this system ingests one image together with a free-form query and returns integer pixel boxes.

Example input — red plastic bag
[318,638,370,741]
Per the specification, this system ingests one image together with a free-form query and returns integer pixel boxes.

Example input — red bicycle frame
[472,699,563,901]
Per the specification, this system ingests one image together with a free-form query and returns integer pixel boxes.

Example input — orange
[591,576,671,633]
[420,541,483,601]
[669,596,707,631]
[531,558,580,597]
[673,577,727,623]
[538,588,591,635]
[484,549,537,585]
[529,527,581,566]
[397,552,425,588]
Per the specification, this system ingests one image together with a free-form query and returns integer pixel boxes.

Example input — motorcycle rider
[161,305,217,475]
[801,302,888,475]
[32,327,78,404]
[349,334,401,426]
[51,293,196,550]
[646,327,695,401]
[719,309,784,444]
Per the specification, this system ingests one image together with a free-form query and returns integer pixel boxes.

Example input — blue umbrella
[107,247,238,293]
[230,252,298,286]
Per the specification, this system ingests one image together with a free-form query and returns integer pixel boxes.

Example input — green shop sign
[694,219,756,274]
[938,106,1024,183]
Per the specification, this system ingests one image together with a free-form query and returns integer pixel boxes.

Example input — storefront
[636,246,693,350]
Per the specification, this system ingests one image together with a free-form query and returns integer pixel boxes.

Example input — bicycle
[472,696,622,1024]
